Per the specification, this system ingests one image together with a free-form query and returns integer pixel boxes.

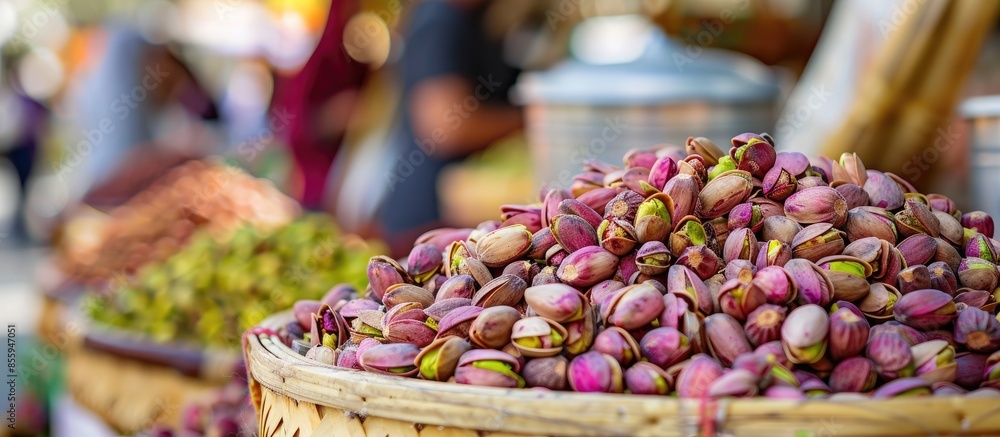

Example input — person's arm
[409,76,522,159]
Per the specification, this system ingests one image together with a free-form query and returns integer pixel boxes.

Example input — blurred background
[0,0,998,435]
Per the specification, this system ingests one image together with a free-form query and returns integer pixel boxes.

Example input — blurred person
[0,82,47,242]
[377,0,523,255]
[57,26,218,207]
[271,0,368,209]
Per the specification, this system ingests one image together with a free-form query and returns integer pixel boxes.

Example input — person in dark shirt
[379,0,523,255]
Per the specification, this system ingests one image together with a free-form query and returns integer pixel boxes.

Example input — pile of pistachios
[287,133,1000,399]
[86,215,381,348]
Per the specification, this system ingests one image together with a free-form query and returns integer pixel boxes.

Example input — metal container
[515,17,781,187]
[961,95,1000,238]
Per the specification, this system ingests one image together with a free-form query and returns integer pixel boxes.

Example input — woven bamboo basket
[247,311,1000,437]
[64,317,241,434]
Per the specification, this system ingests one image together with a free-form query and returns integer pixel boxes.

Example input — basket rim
[246,310,1000,436]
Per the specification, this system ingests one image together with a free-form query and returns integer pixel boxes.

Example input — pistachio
[589,279,626,308]
[870,377,932,398]
[858,283,901,320]
[675,245,720,280]
[829,307,870,360]
[597,218,639,256]
[731,136,776,179]
[472,274,528,308]
[625,361,674,395]
[305,345,337,366]
[724,227,758,264]
[541,188,572,229]
[669,216,709,257]
[697,170,753,219]
[475,225,533,267]
[382,284,435,310]
[791,223,845,263]
[601,282,666,330]
[844,207,898,243]
[911,340,957,383]
[704,313,753,367]
[718,274,767,322]
[829,357,877,393]
[415,337,472,381]
[835,184,871,210]
[563,302,597,355]
[425,298,473,321]
[549,214,598,254]
[751,266,797,305]
[763,385,807,399]
[781,305,829,364]
[933,211,964,246]
[359,343,420,377]
[593,326,642,366]
[760,215,802,245]
[675,354,724,398]
[635,193,674,243]
[958,257,1000,291]
[557,198,604,230]
[293,300,322,330]
[435,305,483,340]
[567,351,624,393]
[784,186,848,227]
[511,316,567,357]
[817,255,873,302]
[863,170,905,210]
[868,333,915,380]
[744,304,787,347]
[962,211,995,239]
[895,198,941,238]
[685,136,725,166]
[897,265,932,296]
[966,233,998,263]
[524,283,586,323]
[667,265,714,316]
[525,228,556,261]
[897,234,937,267]
[894,289,958,330]
[469,306,522,349]
[641,327,693,369]
[577,187,617,216]
[367,256,411,301]
[954,307,1000,354]
[523,356,569,390]
[660,173,698,219]
[454,349,525,388]
[555,246,619,287]
[407,244,443,284]
[762,166,797,201]
[927,194,958,215]
[756,239,792,269]
[436,274,476,301]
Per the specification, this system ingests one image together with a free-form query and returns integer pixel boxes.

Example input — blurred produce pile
[84,215,381,348]
[54,160,300,290]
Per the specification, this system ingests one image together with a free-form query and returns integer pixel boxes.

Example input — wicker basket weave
[246,311,1000,437]
[64,318,241,434]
